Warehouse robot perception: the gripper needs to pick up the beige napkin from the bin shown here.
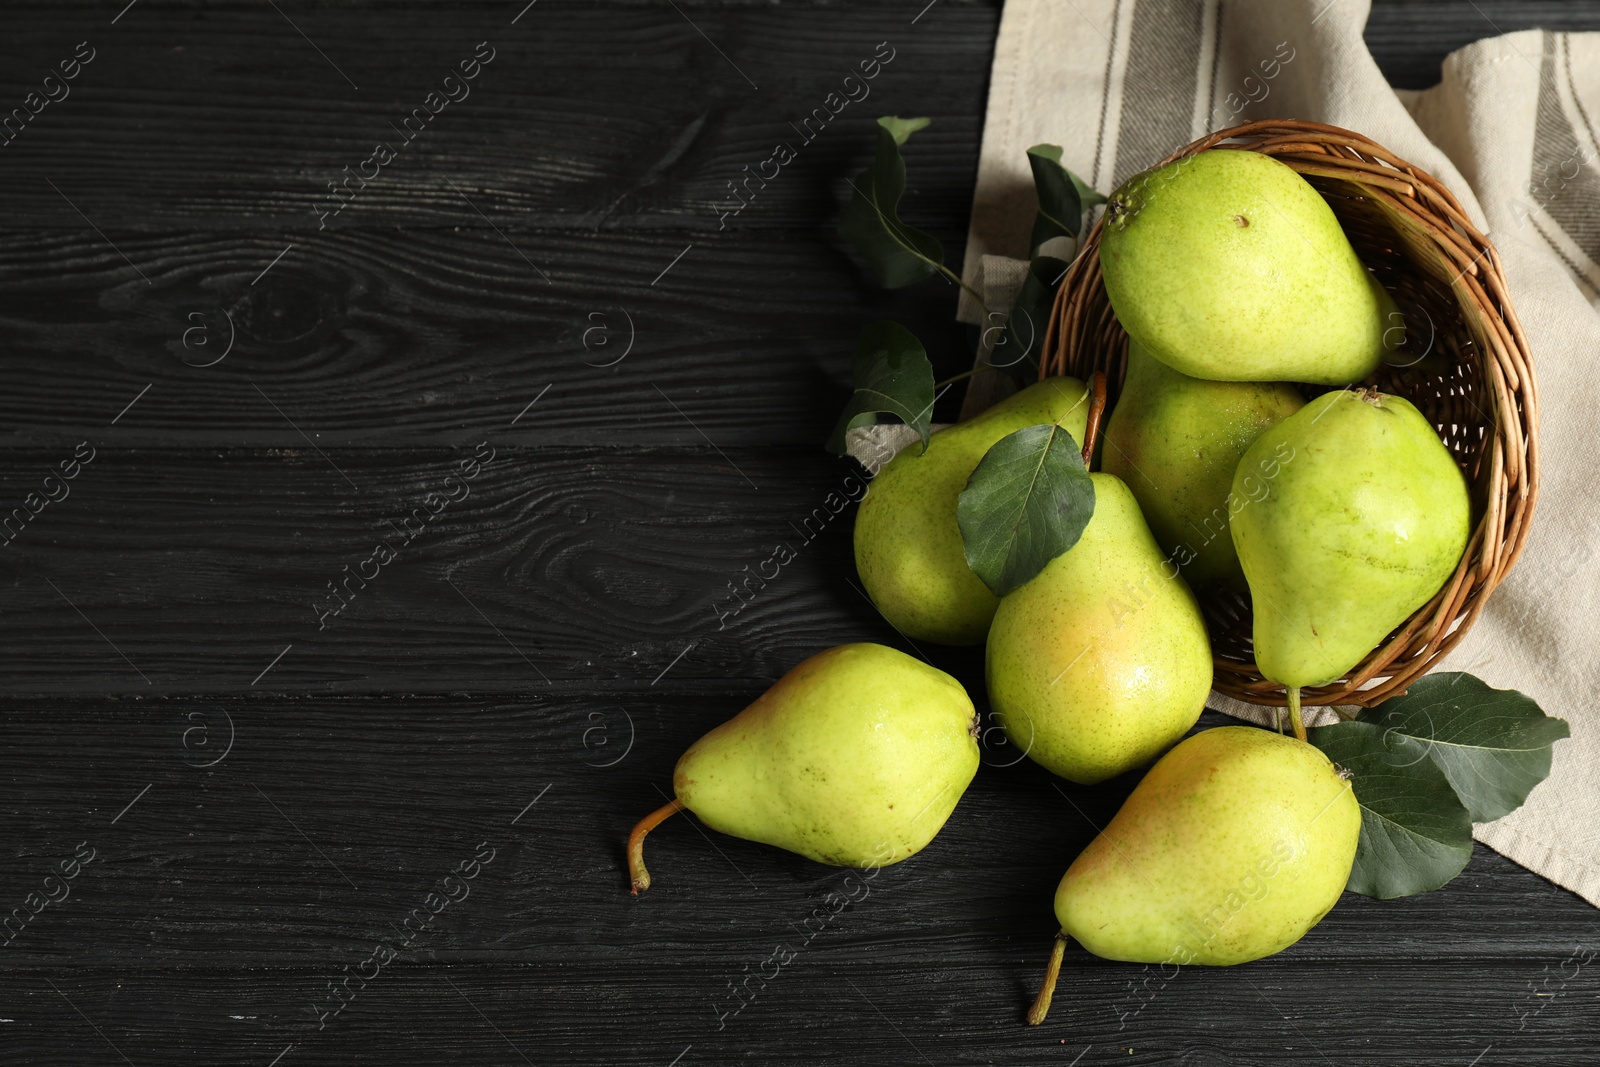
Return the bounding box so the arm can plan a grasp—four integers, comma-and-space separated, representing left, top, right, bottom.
941, 0, 1600, 906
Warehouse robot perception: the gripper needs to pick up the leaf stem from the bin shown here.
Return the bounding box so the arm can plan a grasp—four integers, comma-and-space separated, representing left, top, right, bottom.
1026, 930, 1071, 1025
627, 797, 685, 894
934, 367, 981, 390
936, 263, 989, 319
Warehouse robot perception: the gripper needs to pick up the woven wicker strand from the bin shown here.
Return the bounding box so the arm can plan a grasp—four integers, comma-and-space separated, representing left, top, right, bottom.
1043, 119, 1540, 708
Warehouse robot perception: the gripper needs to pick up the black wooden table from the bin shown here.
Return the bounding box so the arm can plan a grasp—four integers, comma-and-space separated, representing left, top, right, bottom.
3, 2, 1597, 1064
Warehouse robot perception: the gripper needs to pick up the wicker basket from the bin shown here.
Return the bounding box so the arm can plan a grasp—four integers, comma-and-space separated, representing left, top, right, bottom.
1042, 119, 1539, 708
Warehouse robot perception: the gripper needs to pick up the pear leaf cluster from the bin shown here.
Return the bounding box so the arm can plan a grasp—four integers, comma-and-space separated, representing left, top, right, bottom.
826, 321, 935, 455
830, 116, 942, 451
955, 424, 1096, 597
994, 145, 1105, 381
833, 122, 1105, 594
1308, 673, 1568, 899
833, 123, 1105, 439
838, 116, 942, 288
1026, 144, 1107, 253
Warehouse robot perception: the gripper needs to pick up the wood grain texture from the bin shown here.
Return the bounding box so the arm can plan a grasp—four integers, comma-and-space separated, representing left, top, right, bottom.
4, 956, 1596, 1066
0, 2, 997, 230
0, 448, 905, 694
0, 228, 980, 447
3, 2, 1600, 1065
1366, 2, 1600, 89
0, 703, 1592, 969
3, 953, 1587, 1067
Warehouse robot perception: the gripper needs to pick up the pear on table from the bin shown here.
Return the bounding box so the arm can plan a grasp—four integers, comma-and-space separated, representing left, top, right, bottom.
1100, 149, 1400, 385
1230, 388, 1471, 735
985, 472, 1213, 785
854, 377, 1090, 645
627, 643, 979, 892
1101, 340, 1303, 590
1028, 726, 1360, 1024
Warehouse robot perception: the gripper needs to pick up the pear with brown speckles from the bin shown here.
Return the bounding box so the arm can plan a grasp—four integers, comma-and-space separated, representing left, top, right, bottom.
985, 474, 1212, 785
1027, 726, 1360, 1023
1101, 149, 1400, 385
625, 643, 979, 892
1232, 388, 1471, 696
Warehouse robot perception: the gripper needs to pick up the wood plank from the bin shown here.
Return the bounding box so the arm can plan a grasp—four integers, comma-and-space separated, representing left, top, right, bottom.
0, 228, 978, 447
0, 447, 904, 694
0, 699, 1590, 969
1366, 2, 1600, 89
0, 3, 998, 229
3, 6, 1596, 1067
7, 955, 1597, 1065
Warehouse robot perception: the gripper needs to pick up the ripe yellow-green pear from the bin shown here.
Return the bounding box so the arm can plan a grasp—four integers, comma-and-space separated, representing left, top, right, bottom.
1027, 726, 1360, 1023
1100, 149, 1400, 385
986, 473, 1212, 785
854, 377, 1090, 644
626, 643, 978, 892
1230, 388, 1470, 735
1102, 340, 1304, 590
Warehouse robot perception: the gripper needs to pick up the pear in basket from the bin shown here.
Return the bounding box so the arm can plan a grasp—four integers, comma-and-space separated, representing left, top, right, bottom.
1230, 388, 1471, 736
1101, 339, 1304, 590
1100, 149, 1400, 386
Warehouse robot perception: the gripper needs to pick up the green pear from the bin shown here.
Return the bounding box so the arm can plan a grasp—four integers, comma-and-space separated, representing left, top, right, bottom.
1100, 149, 1400, 385
986, 474, 1212, 785
854, 377, 1091, 645
1230, 388, 1470, 728
626, 643, 978, 892
1027, 726, 1359, 1022
1101, 340, 1304, 590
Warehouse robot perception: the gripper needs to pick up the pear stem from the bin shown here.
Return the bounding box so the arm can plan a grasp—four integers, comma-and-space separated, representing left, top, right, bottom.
1287, 686, 1307, 743
1080, 372, 1107, 468
627, 797, 685, 895
1026, 930, 1071, 1025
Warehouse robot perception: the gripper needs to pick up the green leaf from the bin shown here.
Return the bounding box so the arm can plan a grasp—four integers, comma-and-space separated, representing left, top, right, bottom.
877, 116, 932, 145
956, 424, 1095, 597
1025, 144, 1107, 253
1308, 719, 1473, 899
838, 117, 944, 288
1355, 672, 1569, 823
989, 256, 1069, 382
826, 321, 935, 455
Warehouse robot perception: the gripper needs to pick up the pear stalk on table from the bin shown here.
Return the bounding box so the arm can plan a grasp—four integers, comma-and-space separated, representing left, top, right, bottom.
1027, 726, 1361, 1024
626, 643, 978, 893
1230, 388, 1472, 738
854, 377, 1090, 645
